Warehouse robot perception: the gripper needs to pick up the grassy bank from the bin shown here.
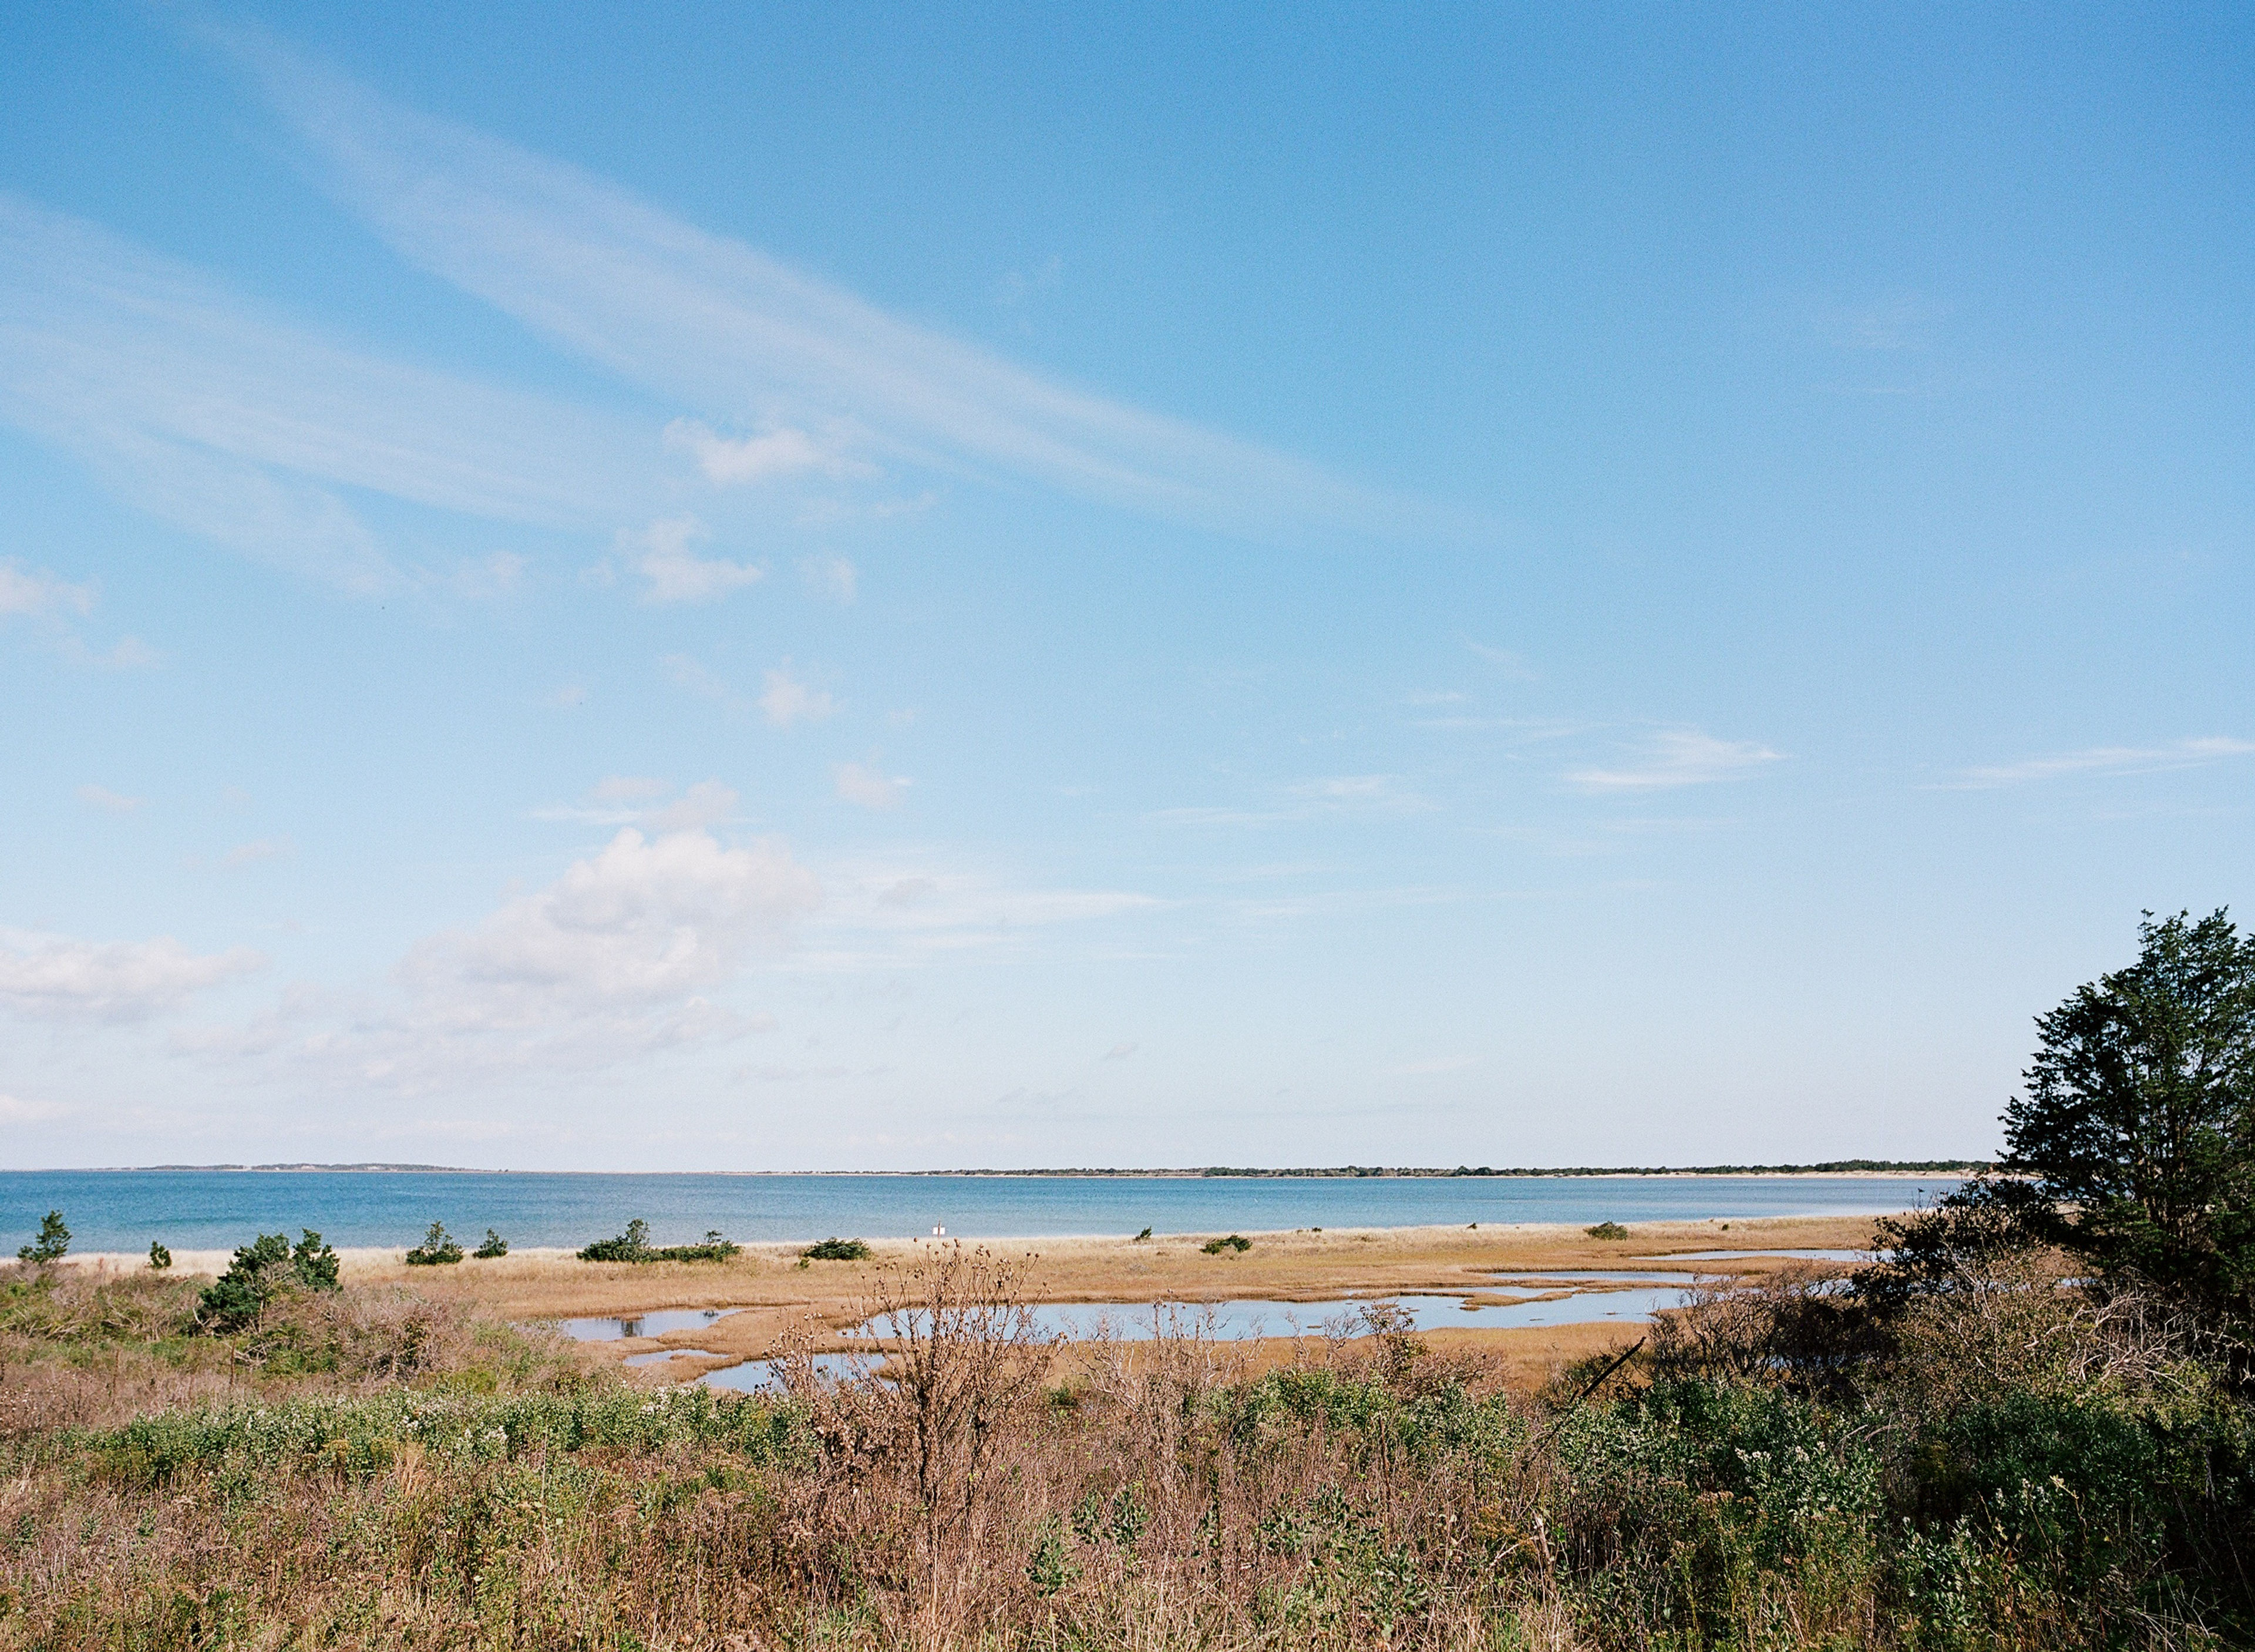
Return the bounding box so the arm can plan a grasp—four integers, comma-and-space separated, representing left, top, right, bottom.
4, 1238, 2253, 1650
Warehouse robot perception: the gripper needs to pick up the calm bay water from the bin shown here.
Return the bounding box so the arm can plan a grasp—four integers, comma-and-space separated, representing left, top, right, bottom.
0, 1170, 1956, 1254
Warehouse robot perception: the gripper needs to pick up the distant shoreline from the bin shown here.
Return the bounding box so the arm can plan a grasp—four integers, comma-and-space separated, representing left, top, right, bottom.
17, 1162, 1987, 1179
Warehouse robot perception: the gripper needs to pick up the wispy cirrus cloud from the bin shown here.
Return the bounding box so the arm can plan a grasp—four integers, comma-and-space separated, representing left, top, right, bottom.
1147, 774, 1435, 829
1946, 736, 2255, 790
76, 783, 145, 815
834, 760, 908, 810
1567, 731, 1783, 793
228, 29, 1443, 543
0, 193, 647, 593
0, 560, 94, 617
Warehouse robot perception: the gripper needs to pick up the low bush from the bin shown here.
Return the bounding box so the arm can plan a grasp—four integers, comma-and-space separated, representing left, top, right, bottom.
9, 1240, 2255, 1648
403, 1220, 465, 1266
802, 1236, 872, 1261
1585, 1220, 1629, 1240
195, 1230, 341, 1333
578, 1217, 652, 1261
472, 1228, 509, 1259
1201, 1233, 1253, 1255
580, 1219, 742, 1263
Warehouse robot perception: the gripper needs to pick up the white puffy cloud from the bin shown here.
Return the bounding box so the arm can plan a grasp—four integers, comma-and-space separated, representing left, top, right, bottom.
402, 827, 818, 1009
649, 780, 739, 831
1567, 731, 1783, 792
0, 928, 264, 1022
620, 516, 764, 604
834, 761, 908, 810
759, 664, 834, 727
665, 419, 863, 486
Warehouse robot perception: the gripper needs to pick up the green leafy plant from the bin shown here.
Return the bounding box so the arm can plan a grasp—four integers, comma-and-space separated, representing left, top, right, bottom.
580, 1220, 741, 1263
405, 1221, 466, 1266
18, 1209, 69, 1264
1586, 1220, 1629, 1240
579, 1219, 653, 1262
472, 1229, 509, 1259
147, 1241, 171, 1271
195, 1230, 341, 1332
1201, 1233, 1253, 1255
1134, 1226, 1153, 1241
801, 1237, 872, 1261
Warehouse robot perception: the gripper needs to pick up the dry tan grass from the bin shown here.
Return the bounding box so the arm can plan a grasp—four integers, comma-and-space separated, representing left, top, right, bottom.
52, 1213, 1883, 1397
307, 1213, 1880, 1392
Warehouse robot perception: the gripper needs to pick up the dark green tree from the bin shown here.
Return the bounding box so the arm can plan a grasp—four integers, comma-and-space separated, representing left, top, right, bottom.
472, 1228, 509, 1259
578, 1218, 653, 1262
196, 1228, 342, 1331
404, 1220, 465, 1266
147, 1240, 171, 1270
17, 1209, 69, 1264
1998, 909, 2255, 1323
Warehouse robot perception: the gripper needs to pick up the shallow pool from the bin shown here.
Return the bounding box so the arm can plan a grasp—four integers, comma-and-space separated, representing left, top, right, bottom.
557, 1307, 743, 1342
1632, 1250, 1871, 1263
1488, 1270, 1707, 1285
625, 1345, 721, 1367
701, 1353, 861, 1391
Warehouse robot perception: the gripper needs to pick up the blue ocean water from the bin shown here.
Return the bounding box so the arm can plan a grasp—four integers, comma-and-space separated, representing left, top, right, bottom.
0, 1169, 1956, 1254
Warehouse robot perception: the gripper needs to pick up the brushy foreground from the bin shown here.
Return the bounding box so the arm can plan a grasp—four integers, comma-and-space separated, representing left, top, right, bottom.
4, 1249, 2254, 1652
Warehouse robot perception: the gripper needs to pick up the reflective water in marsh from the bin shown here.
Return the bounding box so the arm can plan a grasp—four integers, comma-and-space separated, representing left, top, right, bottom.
624, 1347, 718, 1367
701, 1354, 859, 1391
557, 1307, 742, 1341
1633, 1250, 1870, 1262
689, 1287, 1688, 1390
1489, 1270, 1706, 1284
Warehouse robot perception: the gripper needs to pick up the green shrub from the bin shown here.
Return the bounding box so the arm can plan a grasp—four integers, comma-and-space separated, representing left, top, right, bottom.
802, 1237, 871, 1261
147, 1240, 171, 1271
581, 1220, 741, 1263
404, 1221, 465, 1266
18, 1209, 69, 1264
1201, 1233, 1253, 1255
1586, 1220, 1628, 1240
579, 1219, 653, 1262
196, 1230, 341, 1332
472, 1229, 509, 1259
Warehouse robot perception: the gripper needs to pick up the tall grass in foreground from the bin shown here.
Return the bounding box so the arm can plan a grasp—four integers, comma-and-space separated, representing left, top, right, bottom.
4, 1250, 2253, 1650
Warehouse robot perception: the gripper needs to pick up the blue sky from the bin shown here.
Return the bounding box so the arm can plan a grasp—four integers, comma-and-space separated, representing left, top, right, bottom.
1, 5, 2248, 1170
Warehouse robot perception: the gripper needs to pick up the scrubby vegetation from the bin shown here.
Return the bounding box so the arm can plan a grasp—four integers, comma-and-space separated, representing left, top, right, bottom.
403, 1220, 465, 1266
803, 1236, 874, 1261
1586, 1221, 1630, 1240
6, 1233, 2253, 1650
580, 1219, 745, 1264
16, 1209, 68, 1264
1202, 1232, 1255, 1255
2, 909, 2251, 1648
